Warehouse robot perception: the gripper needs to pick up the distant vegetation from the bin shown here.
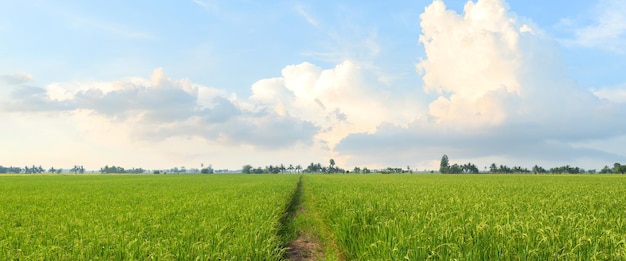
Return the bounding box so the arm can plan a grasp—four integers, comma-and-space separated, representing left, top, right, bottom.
1, 155, 625, 174
439, 154, 626, 174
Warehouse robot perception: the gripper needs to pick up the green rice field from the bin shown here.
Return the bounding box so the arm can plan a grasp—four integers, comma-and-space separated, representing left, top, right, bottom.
0, 174, 299, 260
1, 174, 625, 260
303, 175, 626, 260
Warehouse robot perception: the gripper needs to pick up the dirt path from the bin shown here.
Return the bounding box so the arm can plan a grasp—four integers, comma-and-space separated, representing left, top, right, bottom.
281, 176, 324, 260
286, 234, 323, 260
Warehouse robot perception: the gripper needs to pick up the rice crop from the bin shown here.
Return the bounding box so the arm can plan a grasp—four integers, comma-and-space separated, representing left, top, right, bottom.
0, 174, 300, 260
303, 174, 626, 260
3, 173, 624, 260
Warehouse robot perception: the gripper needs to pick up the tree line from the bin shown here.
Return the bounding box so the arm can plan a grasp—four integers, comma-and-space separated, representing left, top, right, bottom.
440, 154, 626, 174
3, 157, 626, 175
0, 165, 84, 174
241, 160, 413, 174
99, 165, 145, 174
242, 159, 350, 174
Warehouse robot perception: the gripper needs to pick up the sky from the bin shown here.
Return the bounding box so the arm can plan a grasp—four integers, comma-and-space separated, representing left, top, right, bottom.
1, 0, 626, 171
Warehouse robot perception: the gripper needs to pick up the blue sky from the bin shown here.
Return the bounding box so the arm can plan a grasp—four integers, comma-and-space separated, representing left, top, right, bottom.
1, 0, 625, 171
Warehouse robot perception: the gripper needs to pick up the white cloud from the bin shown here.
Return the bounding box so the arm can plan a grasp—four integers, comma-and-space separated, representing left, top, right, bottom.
294, 4, 318, 27
561, 0, 626, 53
416, 0, 525, 128
519, 24, 533, 33
299, 13, 383, 65
250, 61, 419, 152
592, 83, 626, 103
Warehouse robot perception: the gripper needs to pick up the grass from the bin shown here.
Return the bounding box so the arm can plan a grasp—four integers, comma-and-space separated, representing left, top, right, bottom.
0, 174, 300, 260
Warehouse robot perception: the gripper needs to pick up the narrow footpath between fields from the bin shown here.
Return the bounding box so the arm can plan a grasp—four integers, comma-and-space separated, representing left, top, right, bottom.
279, 175, 343, 261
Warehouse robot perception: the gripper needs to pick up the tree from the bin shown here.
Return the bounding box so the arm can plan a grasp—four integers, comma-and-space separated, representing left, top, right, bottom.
439, 154, 450, 174
462, 163, 479, 174
532, 165, 546, 174
100, 165, 126, 174
201, 164, 214, 174
498, 165, 511, 174
306, 163, 316, 173
489, 163, 498, 173
329, 159, 336, 173
600, 165, 612, 174
295, 165, 302, 174
353, 166, 361, 174
242, 164, 253, 174
450, 164, 462, 174
615, 163, 626, 174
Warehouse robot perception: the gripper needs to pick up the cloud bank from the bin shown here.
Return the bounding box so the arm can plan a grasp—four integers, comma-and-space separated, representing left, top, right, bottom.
2, 68, 318, 150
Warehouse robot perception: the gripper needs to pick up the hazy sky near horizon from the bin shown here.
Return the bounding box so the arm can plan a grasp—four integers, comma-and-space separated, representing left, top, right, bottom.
1, 0, 626, 171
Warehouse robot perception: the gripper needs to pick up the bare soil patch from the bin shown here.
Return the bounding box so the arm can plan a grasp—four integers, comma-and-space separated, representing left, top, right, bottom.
287, 233, 323, 261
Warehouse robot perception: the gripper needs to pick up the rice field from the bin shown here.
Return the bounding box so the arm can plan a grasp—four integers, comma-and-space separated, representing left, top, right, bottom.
1, 174, 625, 260
303, 174, 626, 260
0, 174, 300, 260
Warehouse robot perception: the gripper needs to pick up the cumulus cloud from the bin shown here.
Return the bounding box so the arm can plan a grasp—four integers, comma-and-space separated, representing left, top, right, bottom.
249, 60, 419, 150
416, 0, 527, 128
335, 0, 626, 169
